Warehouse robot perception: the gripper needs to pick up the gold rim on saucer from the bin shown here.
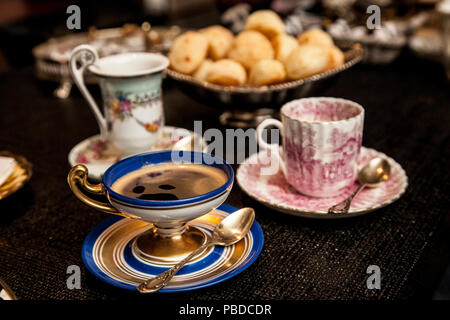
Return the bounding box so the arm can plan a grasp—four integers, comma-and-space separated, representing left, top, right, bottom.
81, 205, 264, 292
0, 151, 32, 200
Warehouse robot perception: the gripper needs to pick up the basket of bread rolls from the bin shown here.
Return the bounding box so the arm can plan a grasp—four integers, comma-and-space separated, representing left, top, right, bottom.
167, 10, 363, 110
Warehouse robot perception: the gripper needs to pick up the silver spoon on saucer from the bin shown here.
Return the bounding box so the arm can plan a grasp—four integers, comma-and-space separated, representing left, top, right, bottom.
137, 207, 255, 293
328, 157, 391, 214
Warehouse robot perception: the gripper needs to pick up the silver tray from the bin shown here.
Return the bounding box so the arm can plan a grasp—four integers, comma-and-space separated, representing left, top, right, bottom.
167, 43, 363, 112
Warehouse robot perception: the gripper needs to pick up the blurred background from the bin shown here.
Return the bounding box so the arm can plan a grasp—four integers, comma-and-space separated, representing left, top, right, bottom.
0, 0, 448, 76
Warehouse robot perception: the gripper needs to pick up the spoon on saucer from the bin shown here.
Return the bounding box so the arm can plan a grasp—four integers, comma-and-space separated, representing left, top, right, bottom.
328, 157, 391, 214
137, 207, 255, 293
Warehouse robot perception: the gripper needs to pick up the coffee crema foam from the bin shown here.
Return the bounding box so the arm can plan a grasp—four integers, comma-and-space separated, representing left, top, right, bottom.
111, 163, 228, 201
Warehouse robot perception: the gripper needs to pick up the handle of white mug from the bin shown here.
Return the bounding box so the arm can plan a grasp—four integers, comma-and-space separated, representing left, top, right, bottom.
256, 118, 286, 175
69, 44, 107, 140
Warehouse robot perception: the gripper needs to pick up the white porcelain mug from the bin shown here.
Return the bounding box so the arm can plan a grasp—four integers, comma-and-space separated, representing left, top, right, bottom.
256, 97, 364, 198
69, 45, 169, 153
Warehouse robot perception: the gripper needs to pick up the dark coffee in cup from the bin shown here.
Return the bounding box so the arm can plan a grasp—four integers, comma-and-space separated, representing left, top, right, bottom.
111, 163, 228, 201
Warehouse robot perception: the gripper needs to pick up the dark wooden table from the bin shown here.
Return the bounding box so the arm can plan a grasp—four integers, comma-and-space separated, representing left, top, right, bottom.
0, 50, 449, 300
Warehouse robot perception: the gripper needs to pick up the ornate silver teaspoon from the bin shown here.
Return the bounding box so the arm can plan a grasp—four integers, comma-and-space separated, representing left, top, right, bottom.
137, 207, 255, 293
328, 157, 391, 214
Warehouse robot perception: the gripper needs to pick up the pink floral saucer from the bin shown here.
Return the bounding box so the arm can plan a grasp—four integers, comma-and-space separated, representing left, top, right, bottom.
236, 147, 408, 219
68, 126, 206, 180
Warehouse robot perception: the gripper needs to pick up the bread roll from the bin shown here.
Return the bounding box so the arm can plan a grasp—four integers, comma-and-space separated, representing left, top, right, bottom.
169, 31, 208, 74
327, 45, 345, 70
244, 10, 284, 39
285, 44, 330, 80
227, 30, 274, 69
206, 59, 247, 86
249, 59, 286, 85
272, 34, 298, 64
193, 59, 214, 82
199, 25, 234, 60
297, 29, 334, 47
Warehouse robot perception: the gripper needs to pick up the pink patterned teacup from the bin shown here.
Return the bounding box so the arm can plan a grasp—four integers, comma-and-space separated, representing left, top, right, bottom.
256, 97, 364, 198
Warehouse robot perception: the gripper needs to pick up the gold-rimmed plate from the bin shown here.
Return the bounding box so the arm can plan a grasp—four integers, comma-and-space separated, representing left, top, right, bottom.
81, 204, 264, 292
0, 151, 32, 200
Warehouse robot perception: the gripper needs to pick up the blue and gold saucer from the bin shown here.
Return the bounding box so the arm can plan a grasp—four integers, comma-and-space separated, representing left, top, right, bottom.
82, 204, 264, 292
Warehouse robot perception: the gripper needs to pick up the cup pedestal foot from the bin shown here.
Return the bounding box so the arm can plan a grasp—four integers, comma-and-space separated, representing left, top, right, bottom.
132, 224, 211, 264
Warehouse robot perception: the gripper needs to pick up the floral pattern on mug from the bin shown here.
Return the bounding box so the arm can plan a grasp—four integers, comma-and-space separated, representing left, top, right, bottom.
107, 91, 161, 121
142, 119, 162, 133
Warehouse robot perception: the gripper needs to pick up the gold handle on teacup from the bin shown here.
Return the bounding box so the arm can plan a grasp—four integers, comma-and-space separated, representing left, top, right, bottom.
67, 164, 120, 215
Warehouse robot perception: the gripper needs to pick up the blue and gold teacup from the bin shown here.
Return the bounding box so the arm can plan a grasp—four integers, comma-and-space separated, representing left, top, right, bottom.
68, 151, 234, 263
70, 45, 169, 153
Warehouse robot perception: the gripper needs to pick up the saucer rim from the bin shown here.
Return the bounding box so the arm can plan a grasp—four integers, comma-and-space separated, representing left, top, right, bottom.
81, 203, 264, 292
67, 126, 203, 181
236, 147, 408, 219
0, 151, 33, 201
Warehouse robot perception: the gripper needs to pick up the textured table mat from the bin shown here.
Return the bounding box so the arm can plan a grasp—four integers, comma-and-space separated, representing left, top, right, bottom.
0, 52, 449, 300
